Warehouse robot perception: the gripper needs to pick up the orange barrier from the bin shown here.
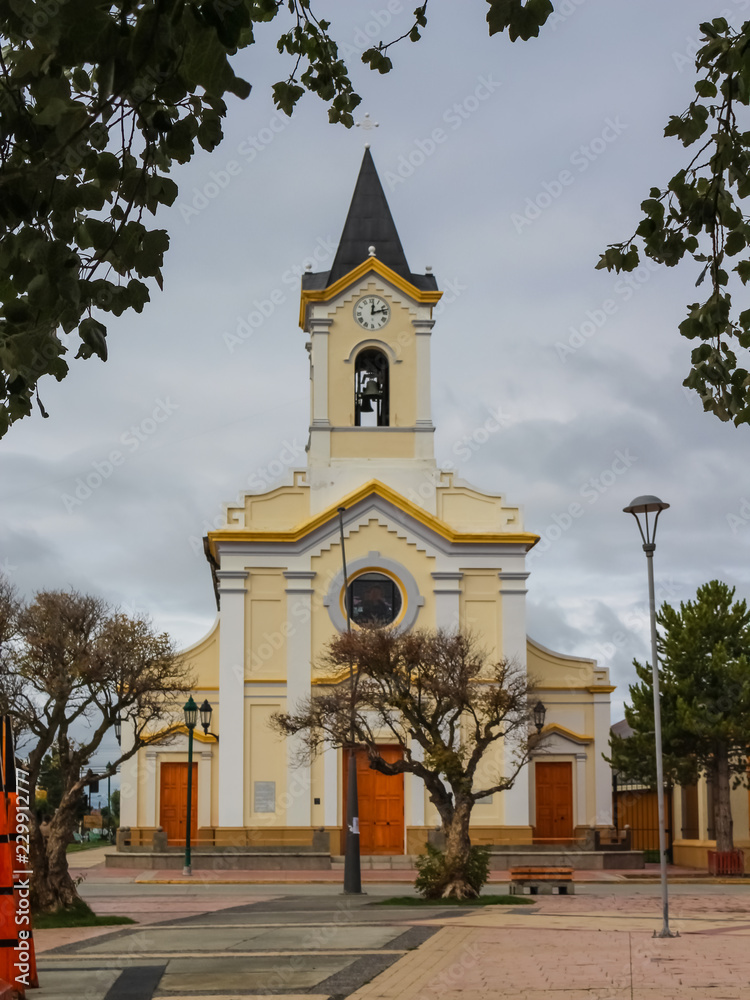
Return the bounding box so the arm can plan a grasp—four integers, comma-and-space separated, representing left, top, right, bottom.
0, 716, 38, 993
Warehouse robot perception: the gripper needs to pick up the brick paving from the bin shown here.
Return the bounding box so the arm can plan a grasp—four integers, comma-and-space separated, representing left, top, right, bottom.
351, 892, 750, 1000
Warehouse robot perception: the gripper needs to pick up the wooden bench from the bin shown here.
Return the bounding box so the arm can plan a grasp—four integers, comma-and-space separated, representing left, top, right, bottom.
509, 866, 575, 895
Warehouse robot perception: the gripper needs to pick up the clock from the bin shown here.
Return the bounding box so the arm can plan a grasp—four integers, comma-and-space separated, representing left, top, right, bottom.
354, 295, 390, 331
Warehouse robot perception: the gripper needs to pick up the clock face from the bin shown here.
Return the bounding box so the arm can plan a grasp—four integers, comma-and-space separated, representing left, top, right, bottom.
354, 295, 390, 331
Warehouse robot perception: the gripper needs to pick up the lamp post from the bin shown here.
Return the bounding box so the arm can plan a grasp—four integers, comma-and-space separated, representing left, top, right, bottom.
106, 762, 112, 843
338, 506, 362, 894
183, 696, 198, 876
182, 696, 213, 877
623, 494, 677, 939
114, 717, 121, 744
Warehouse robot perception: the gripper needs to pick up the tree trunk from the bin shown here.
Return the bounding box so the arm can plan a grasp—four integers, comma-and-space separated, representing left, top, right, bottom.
713, 750, 734, 853
31, 794, 84, 913
441, 797, 477, 900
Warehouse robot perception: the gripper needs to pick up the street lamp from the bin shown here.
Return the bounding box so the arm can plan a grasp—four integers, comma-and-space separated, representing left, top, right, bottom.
183, 695, 198, 876
199, 700, 213, 734
623, 494, 677, 939
533, 701, 547, 734
114, 717, 121, 744
338, 506, 362, 895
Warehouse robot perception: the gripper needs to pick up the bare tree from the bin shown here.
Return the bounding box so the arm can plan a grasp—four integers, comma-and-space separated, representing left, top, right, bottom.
273, 627, 541, 899
0, 584, 192, 912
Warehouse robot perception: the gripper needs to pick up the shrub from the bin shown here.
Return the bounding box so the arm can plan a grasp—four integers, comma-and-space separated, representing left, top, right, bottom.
414, 842, 490, 899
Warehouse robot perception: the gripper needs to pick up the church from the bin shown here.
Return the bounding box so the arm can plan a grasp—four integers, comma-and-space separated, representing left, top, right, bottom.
119, 148, 614, 857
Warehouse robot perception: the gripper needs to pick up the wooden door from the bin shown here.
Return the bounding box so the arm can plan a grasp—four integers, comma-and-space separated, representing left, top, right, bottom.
535, 761, 574, 842
159, 762, 198, 845
343, 747, 404, 855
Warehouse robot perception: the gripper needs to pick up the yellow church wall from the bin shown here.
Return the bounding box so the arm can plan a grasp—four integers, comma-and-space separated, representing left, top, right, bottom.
460, 570, 501, 655
331, 431, 417, 459
439, 486, 523, 534
311, 750, 326, 829
327, 281, 418, 430
245, 569, 287, 679
527, 638, 602, 689
224, 476, 310, 531
245, 700, 287, 827
310, 519, 437, 670
182, 618, 220, 689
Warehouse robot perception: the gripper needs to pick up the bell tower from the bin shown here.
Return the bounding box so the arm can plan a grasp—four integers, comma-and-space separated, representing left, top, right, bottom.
300, 148, 442, 512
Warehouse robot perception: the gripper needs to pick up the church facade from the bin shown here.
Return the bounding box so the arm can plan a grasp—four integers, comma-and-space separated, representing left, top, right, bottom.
120, 150, 614, 854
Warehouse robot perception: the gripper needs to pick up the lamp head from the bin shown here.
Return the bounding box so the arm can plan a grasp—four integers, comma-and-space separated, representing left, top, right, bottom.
623, 494, 669, 549
199, 699, 213, 734
623, 495, 670, 516
183, 695, 198, 730
533, 700, 546, 734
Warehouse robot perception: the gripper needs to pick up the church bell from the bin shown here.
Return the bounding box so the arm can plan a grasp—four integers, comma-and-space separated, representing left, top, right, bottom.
359, 377, 381, 412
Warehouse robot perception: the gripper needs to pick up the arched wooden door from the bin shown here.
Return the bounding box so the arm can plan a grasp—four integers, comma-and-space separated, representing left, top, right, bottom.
159, 762, 198, 845
535, 761, 574, 842
343, 747, 404, 854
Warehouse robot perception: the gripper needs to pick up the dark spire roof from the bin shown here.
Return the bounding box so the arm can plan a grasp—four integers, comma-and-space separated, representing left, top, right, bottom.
302, 148, 437, 293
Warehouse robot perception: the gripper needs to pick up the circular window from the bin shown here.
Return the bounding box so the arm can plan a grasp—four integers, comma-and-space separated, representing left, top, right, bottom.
346, 572, 402, 626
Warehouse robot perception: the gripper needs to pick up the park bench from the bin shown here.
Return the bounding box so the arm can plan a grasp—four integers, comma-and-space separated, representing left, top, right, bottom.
509, 865, 575, 895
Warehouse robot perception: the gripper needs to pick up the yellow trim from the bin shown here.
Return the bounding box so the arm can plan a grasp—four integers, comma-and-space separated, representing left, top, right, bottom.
145, 724, 218, 744
298, 258, 442, 327
208, 479, 539, 559
245, 678, 287, 684
541, 723, 593, 744
588, 685, 616, 693
312, 666, 358, 686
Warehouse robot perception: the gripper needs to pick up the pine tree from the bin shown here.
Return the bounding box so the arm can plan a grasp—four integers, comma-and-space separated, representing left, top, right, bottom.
610, 580, 750, 852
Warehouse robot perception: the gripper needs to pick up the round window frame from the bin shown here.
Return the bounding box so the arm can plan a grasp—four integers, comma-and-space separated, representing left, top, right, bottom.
342, 568, 405, 629
323, 551, 424, 633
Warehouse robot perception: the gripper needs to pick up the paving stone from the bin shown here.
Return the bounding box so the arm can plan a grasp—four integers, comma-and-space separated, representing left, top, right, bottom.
156, 953, 352, 992
33, 968, 121, 999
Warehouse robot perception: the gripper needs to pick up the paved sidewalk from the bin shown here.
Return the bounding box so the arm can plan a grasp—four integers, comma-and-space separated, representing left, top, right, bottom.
32, 885, 750, 999
351, 893, 750, 1000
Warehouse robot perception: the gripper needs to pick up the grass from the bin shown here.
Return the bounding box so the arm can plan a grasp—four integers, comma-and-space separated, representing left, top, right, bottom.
375, 894, 534, 907
66, 839, 111, 853
32, 900, 135, 929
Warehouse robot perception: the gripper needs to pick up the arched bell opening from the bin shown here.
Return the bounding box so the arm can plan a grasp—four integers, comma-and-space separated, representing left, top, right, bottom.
354, 348, 389, 427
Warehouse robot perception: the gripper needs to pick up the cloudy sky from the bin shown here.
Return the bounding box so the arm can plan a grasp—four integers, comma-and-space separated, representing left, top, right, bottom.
3, 0, 749, 732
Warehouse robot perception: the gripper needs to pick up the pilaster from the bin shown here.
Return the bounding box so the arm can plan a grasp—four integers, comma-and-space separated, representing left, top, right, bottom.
592, 691, 613, 824
284, 570, 315, 826
431, 571, 462, 631
323, 740, 338, 828
408, 741, 425, 827
119, 721, 137, 828
144, 748, 158, 828
198, 749, 213, 828
217, 569, 248, 828
575, 753, 587, 826
498, 571, 530, 826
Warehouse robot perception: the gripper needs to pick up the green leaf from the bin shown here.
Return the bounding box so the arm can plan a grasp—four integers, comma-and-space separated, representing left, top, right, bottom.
725, 231, 745, 256
77, 317, 108, 361
272, 81, 305, 116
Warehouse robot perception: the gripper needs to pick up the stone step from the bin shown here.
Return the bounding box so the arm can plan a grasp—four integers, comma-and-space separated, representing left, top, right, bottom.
330, 855, 416, 870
